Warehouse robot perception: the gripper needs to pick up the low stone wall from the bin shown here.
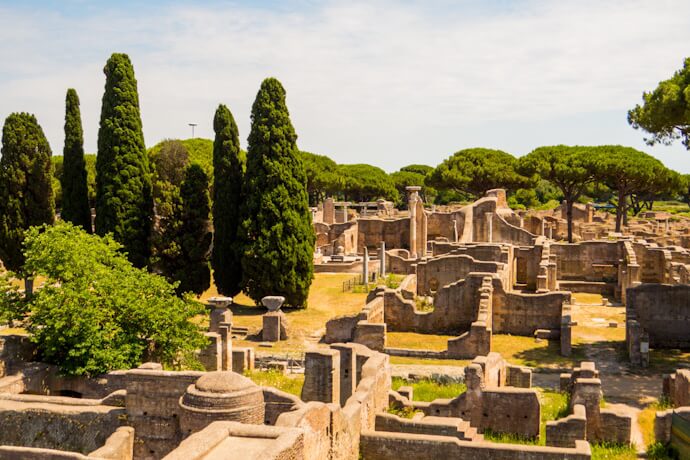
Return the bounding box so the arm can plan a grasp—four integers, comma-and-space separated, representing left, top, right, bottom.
374, 413, 479, 441
664, 370, 690, 407
416, 254, 505, 296
360, 431, 591, 459
546, 404, 586, 447
0, 395, 125, 455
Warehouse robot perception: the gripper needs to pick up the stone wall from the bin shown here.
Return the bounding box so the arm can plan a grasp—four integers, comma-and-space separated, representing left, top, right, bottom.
360, 431, 591, 459
416, 253, 506, 296
664, 370, 690, 407
626, 283, 690, 349
0, 394, 125, 455
125, 368, 204, 458
550, 241, 620, 282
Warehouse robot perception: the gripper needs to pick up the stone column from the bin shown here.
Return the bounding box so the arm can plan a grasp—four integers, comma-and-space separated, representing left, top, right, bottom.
452, 219, 459, 242
323, 197, 335, 224
665, 219, 670, 233
362, 247, 369, 284
379, 241, 386, 277
541, 219, 546, 236
406, 186, 421, 259
548, 224, 554, 239
519, 215, 524, 228
208, 296, 233, 333
485, 212, 493, 243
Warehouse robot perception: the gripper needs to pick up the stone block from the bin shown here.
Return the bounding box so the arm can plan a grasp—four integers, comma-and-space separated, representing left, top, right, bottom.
302, 349, 340, 404
262, 311, 288, 342
232, 347, 255, 374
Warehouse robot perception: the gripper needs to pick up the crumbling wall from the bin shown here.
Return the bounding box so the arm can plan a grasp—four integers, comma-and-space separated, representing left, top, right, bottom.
416, 254, 506, 296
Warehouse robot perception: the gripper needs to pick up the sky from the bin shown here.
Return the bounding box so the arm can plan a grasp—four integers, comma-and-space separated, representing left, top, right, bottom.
0, 0, 689, 173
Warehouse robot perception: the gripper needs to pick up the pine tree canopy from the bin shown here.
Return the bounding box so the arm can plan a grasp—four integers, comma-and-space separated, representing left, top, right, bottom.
95, 53, 152, 268
241, 78, 315, 307
61, 88, 91, 232
211, 104, 244, 296
0, 112, 55, 273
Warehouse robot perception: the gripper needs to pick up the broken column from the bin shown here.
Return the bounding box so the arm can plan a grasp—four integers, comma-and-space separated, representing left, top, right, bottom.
362, 247, 369, 284
379, 241, 386, 277
406, 186, 422, 259
452, 219, 459, 242
262, 296, 288, 342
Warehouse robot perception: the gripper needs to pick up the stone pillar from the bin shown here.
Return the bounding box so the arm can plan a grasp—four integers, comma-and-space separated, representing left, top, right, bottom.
665, 219, 670, 233
219, 323, 232, 371
485, 212, 493, 242
331, 344, 357, 406
199, 333, 222, 371
301, 349, 341, 404
362, 247, 369, 284
548, 224, 554, 239
541, 219, 546, 236
323, 197, 335, 224
519, 216, 524, 228
452, 219, 459, 242
408, 189, 418, 259
571, 377, 603, 441
232, 347, 255, 374
208, 296, 233, 333
342, 202, 349, 222
379, 241, 386, 277
262, 312, 287, 342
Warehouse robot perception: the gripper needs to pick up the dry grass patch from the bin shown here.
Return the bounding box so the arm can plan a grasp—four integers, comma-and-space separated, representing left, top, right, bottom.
492, 334, 585, 369
386, 332, 455, 351
201, 273, 368, 353
388, 356, 471, 367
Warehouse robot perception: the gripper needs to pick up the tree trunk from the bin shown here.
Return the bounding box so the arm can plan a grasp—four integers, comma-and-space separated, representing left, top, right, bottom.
566, 199, 574, 243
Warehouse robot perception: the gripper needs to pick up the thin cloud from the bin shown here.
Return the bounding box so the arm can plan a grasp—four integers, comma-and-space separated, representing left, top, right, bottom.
0, 0, 688, 171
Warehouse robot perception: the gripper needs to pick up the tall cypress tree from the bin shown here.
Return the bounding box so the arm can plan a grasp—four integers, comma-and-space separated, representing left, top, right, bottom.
61, 88, 91, 232
0, 113, 55, 276
95, 53, 152, 268
241, 78, 315, 307
211, 104, 244, 296
175, 164, 212, 295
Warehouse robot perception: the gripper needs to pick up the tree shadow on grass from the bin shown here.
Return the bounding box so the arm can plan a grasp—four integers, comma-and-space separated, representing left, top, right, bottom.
511, 339, 588, 370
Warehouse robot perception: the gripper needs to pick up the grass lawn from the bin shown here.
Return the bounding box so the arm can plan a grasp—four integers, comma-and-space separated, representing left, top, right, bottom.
391, 376, 466, 402
244, 369, 304, 397
202, 273, 368, 354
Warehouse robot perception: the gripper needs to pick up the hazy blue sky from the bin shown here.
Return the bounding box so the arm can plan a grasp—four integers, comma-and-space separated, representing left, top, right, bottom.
1, 0, 689, 172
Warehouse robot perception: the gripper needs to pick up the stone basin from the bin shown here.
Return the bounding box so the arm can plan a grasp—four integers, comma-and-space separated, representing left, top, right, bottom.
262, 296, 285, 312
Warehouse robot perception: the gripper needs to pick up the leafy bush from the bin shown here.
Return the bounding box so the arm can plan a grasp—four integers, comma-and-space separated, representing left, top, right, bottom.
10, 223, 208, 376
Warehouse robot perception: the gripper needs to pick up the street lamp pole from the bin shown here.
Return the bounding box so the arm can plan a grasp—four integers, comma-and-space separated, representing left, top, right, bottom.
188, 123, 198, 138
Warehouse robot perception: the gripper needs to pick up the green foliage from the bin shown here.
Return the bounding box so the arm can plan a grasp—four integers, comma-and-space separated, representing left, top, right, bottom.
0, 270, 26, 326
298, 151, 343, 205
628, 57, 690, 149
95, 53, 152, 268
53, 154, 96, 211
147, 138, 229, 178
646, 442, 679, 459
0, 113, 55, 274
150, 140, 188, 278
590, 442, 637, 460
390, 167, 436, 205
427, 148, 528, 198
591, 145, 674, 231
60, 89, 91, 232
519, 145, 598, 241
241, 78, 315, 307
244, 369, 304, 396
387, 404, 422, 419
391, 376, 466, 402
18, 223, 207, 376
174, 165, 211, 295
339, 163, 398, 202
211, 104, 245, 296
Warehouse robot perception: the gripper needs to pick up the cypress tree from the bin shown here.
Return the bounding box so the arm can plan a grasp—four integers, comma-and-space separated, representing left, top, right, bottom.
175, 164, 212, 295
0, 113, 55, 275
241, 78, 315, 307
61, 88, 92, 232
211, 104, 244, 296
95, 53, 152, 268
